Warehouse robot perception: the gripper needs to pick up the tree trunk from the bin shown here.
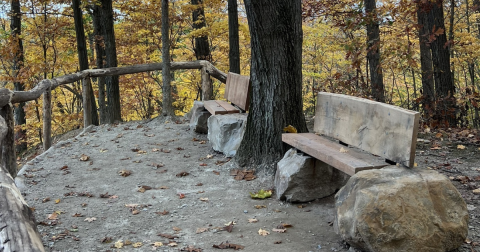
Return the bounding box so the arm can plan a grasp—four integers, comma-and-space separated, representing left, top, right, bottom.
228, 0, 240, 74
92, 4, 107, 124
73, 0, 98, 126
417, 2, 435, 123
235, 0, 307, 173
10, 0, 27, 154
162, 0, 174, 116
101, 0, 121, 123
191, 0, 212, 100
429, 0, 456, 126
0, 93, 17, 178
365, 0, 385, 102
42, 88, 52, 150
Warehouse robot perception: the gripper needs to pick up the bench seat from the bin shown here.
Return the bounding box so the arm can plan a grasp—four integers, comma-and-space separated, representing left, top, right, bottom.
282, 133, 388, 176
204, 100, 240, 115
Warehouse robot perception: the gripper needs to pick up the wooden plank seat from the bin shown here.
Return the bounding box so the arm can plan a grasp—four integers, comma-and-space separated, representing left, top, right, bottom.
204, 72, 251, 115
282, 92, 420, 176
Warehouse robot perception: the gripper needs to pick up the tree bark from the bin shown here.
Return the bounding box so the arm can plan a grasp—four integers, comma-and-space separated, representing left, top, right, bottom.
100, 0, 121, 123
8, 61, 227, 104
10, 0, 27, 154
191, 0, 212, 100
417, 2, 435, 123
228, 0, 240, 74
0, 93, 16, 177
42, 88, 52, 150
365, 0, 385, 102
92, 4, 107, 124
162, 0, 175, 116
235, 0, 307, 173
73, 0, 99, 126
0, 117, 44, 250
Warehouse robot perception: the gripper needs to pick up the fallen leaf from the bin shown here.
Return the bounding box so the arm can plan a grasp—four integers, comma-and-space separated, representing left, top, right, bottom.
274, 240, 282, 244
199, 163, 207, 166
152, 242, 163, 247
200, 197, 209, 202
114, 240, 124, 248
161, 148, 171, 153
283, 125, 297, 133
79, 154, 90, 161
84, 217, 96, 222
42, 197, 50, 203
158, 186, 169, 189
248, 218, 258, 223
100, 192, 111, 198
152, 148, 160, 152
196, 227, 209, 233
339, 147, 348, 153
173, 226, 182, 232
137, 150, 147, 154
297, 204, 307, 208
272, 228, 286, 233
101, 237, 112, 243
132, 242, 143, 248
213, 242, 245, 250
155, 210, 169, 215
280, 223, 293, 228
72, 213, 83, 217
100, 148, 108, 153
60, 165, 68, 170
138, 185, 152, 193
47, 212, 58, 220
178, 193, 185, 199
473, 188, 480, 195
131, 209, 140, 215
250, 189, 272, 199
258, 229, 270, 236
213, 170, 220, 175
223, 222, 234, 233
254, 205, 266, 209
206, 154, 213, 159
199, 140, 206, 144
196, 183, 203, 186
457, 145, 466, 150
124, 240, 132, 245
177, 147, 185, 150
176, 171, 190, 177
435, 132, 443, 138
119, 169, 132, 177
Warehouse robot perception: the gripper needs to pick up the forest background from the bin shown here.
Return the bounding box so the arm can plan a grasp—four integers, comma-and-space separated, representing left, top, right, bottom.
1, 0, 479, 154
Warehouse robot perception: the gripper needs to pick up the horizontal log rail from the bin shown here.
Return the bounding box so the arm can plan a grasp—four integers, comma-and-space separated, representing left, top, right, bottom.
9, 60, 227, 104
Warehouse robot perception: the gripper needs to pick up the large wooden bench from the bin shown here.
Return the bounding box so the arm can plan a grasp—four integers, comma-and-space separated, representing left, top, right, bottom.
282, 92, 420, 176
204, 72, 251, 115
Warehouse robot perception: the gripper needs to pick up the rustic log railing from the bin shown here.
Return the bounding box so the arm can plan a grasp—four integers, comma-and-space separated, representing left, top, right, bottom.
0, 60, 226, 252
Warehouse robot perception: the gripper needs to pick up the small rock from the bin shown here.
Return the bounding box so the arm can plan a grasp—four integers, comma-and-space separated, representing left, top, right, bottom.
244, 210, 248, 213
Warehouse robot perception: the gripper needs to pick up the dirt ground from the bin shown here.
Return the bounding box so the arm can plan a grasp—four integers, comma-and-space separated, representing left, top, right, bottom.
15, 116, 480, 252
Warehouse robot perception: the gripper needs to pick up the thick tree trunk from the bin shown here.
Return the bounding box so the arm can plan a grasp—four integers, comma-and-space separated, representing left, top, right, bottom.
429, 0, 456, 126
10, 0, 27, 154
0, 92, 16, 177
236, 0, 307, 173
417, 3, 435, 123
101, 0, 121, 123
92, 4, 107, 124
365, 0, 385, 102
73, 0, 99, 126
228, 0, 240, 74
161, 0, 174, 116
0, 114, 44, 250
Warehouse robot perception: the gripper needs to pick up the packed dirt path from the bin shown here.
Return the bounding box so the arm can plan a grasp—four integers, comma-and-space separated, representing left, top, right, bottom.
16, 118, 349, 252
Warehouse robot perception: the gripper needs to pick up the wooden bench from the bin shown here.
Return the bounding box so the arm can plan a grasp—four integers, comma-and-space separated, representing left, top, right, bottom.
204, 72, 251, 115
282, 92, 420, 176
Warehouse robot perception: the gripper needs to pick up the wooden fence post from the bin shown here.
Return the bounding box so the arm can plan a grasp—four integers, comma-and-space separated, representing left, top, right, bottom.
201, 66, 213, 100
82, 77, 92, 127
42, 88, 52, 150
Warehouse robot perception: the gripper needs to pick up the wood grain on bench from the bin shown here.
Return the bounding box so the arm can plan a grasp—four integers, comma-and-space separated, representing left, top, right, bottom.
204, 100, 239, 115
224, 72, 250, 111
314, 92, 419, 167
282, 133, 388, 176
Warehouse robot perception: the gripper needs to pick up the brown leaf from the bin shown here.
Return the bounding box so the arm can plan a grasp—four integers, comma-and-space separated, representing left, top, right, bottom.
158, 186, 169, 189
42, 197, 50, 203
157, 233, 178, 239
176, 171, 190, 177
101, 237, 112, 243
274, 240, 282, 244
119, 169, 132, 177
155, 210, 169, 215
258, 229, 269, 236
254, 205, 266, 209
176, 147, 185, 150
60, 165, 68, 170
72, 213, 83, 217
180, 245, 201, 251
79, 154, 90, 161
178, 193, 185, 199
196, 227, 209, 234
84, 217, 96, 222
213, 170, 220, 175
272, 228, 286, 233
213, 242, 245, 250
100, 192, 111, 198
131, 209, 140, 215
199, 163, 207, 166
200, 197, 209, 202
173, 226, 182, 232
248, 218, 258, 223
196, 183, 203, 186
223, 223, 234, 233
138, 185, 152, 192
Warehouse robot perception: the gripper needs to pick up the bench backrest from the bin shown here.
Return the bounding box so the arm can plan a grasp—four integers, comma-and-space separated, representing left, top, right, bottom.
224, 72, 251, 111
314, 92, 420, 167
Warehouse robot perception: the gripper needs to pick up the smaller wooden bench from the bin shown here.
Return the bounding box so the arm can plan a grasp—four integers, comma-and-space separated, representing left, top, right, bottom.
282, 92, 420, 176
204, 72, 251, 115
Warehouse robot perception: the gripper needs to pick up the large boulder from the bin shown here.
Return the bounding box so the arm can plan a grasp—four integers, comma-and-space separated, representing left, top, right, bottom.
207, 113, 247, 157
275, 148, 350, 202
189, 101, 210, 134
335, 166, 469, 252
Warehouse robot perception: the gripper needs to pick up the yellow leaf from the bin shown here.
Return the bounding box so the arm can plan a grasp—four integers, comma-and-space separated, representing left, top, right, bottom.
283, 125, 297, 133
115, 240, 124, 248
152, 242, 163, 247
457, 145, 466, 150
258, 228, 270, 236
55, 199, 61, 204
250, 189, 272, 199
339, 147, 348, 153
132, 242, 143, 248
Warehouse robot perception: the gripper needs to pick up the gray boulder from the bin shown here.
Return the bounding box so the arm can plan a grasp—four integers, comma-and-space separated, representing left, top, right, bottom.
207, 113, 247, 157
335, 166, 468, 252
275, 148, 350, 202
189, 101, 210, 134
